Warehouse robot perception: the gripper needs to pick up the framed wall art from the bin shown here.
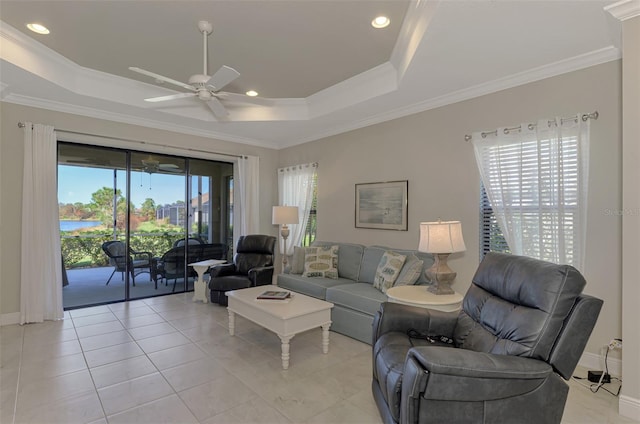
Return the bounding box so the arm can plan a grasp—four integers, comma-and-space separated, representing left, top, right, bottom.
355, 180, 408, 231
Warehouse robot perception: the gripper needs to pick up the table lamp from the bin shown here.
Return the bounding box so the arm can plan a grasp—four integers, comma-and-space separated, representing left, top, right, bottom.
272, 206, 299, 269
418, 220, 466, 295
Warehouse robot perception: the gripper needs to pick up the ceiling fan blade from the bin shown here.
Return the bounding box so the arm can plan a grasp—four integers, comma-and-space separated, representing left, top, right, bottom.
206, 97, 229, 117
158, 164, 180, 169
216, 91, 274, 106
206, 65, 240, 91
144, 92, 197, 103
129, 67, 196, 91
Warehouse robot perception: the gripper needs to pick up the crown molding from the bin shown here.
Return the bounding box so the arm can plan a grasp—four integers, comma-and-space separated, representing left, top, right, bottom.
604, 0, 640, 21
282, 46, 621, 148
307, 62, 398, 119
390, 0, 441, 81
2, 93, 279, 149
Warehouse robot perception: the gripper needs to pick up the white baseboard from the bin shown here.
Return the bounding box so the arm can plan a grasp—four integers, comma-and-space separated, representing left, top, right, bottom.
578, 350, 622, 376
619, 395, 640, 421
0, 312, 20, 326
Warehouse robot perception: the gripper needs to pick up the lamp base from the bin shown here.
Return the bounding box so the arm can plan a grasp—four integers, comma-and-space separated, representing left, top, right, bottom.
425, 253, 456, 295
280, 226, 290, 270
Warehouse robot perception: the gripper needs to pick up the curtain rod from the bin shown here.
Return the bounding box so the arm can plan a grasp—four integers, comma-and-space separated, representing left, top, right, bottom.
464, 111, 599, 142
17, 122, 246, 159
278, 162, 318, 172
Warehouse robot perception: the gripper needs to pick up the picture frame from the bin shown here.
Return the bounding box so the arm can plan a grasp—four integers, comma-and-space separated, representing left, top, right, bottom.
355, 180, 408, 231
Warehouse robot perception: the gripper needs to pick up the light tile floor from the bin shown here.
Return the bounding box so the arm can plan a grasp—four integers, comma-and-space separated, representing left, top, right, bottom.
0, 293, 637, 424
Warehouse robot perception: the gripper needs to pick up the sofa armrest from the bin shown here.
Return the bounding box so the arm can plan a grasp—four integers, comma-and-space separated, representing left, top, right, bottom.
372, 302, 458, 346
248, 266, 274, 286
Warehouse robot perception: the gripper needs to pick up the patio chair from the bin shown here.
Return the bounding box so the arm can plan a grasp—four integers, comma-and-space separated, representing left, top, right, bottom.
154, 242, 229, 292
101, 241, 154, 287
173, 237, 204, 247
157, 246, 200, 292
197, 243, 229, 262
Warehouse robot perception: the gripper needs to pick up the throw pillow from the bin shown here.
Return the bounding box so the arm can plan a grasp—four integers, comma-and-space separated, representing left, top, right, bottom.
289, 246, 306, 274
373, 251, 407, 293
303, 245, 339, 279
395, 254, 424, 286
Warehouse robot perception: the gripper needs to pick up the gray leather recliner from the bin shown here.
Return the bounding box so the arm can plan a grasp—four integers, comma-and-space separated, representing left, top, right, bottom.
372, 252, 603, 424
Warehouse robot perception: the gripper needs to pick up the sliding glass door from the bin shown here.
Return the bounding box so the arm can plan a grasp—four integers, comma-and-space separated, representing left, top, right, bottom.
58, 142, 233, 309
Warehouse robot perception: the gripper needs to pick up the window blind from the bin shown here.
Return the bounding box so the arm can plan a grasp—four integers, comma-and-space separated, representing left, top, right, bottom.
477, 133, 583, 266
479, 182, 510, 258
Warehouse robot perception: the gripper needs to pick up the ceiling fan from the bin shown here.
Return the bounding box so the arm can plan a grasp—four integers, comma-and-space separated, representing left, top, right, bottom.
129, 20, 264, 118
141, 157, 180, 174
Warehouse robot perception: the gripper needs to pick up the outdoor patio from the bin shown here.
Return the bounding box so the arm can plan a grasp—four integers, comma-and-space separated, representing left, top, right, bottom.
63, 266, 196, 309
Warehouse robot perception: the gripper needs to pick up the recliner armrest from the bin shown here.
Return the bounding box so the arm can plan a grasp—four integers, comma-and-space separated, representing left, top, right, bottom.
248, 266, 274, 286
409, 346, 552, 380
403, 346, 552, 403
372, 302, 458, 346
209, 263, 237, 279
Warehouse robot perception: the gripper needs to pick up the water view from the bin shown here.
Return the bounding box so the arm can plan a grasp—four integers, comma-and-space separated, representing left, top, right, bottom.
60, 220, 101, 232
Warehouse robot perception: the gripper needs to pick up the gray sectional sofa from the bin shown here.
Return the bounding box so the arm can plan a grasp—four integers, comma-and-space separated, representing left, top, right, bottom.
276, 241, 434, 344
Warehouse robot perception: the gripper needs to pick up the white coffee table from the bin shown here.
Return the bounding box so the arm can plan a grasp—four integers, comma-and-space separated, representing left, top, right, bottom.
226, 285, 334, 369
386, 285, 463, 312
189, 259, 226, 303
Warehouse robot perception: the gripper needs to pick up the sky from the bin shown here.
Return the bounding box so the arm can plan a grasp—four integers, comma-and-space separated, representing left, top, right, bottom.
58, 166, 190, 207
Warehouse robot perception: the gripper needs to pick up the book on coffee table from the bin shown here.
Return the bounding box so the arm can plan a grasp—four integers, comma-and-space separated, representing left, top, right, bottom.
256, 290, 291, 300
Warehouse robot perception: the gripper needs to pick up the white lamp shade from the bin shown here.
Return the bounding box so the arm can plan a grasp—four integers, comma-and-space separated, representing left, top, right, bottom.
418, 221, 466, 253
272, 206, 299, 225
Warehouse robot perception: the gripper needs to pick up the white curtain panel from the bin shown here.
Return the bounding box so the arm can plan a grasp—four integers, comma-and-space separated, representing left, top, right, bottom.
277, 162, 317, 253
472, 115, 590, 270
20, 123, 64, 324
234, 155, 260, 248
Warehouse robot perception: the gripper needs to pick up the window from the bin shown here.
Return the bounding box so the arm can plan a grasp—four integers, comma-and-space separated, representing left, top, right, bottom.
472, 115, 589, 269
303, 172, 318, 246
277, 163, 318, 249
479, 183, 509, 258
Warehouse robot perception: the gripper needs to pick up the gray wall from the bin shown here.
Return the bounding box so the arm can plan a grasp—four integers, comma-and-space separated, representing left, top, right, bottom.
0, 103, 279, 316
278, 61, 623, 360
620, 15, 640, 418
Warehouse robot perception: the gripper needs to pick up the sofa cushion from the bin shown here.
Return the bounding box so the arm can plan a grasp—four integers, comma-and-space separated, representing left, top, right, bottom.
325, 283, 387, 316
372, 246, 435, 284
312, 241, 364, 280
303, 245, 339, 279
395, 254, 423, 286
278, 273, 350, 299
359, 247, 387, 284
289, 246, 306, 274
373, 251, 407, 294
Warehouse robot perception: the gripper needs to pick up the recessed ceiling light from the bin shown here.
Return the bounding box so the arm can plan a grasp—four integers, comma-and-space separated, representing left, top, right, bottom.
26, 23, 50, 34
371, 16, 390, 29
246, 90, 258, 97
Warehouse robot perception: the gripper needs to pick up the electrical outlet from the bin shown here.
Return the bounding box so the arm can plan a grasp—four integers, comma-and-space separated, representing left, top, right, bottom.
608, 339, 622, 350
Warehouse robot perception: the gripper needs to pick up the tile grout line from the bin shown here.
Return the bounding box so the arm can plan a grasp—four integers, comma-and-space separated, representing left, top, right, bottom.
100, 297, 199, 422
71, 309, 110, 423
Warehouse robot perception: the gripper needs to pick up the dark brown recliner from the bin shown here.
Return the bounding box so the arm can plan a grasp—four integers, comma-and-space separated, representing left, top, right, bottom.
208, 235, 276, 305
372, 252, 603, 424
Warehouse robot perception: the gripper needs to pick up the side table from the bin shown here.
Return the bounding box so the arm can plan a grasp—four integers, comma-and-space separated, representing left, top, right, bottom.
188, 259, 226, 303
386, 285, 463, 312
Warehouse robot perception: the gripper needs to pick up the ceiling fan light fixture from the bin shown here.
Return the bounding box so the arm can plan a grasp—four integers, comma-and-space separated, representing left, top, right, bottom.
371, 16, 390, 29
27, 23, 50, 34
246, 90, 258, 97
